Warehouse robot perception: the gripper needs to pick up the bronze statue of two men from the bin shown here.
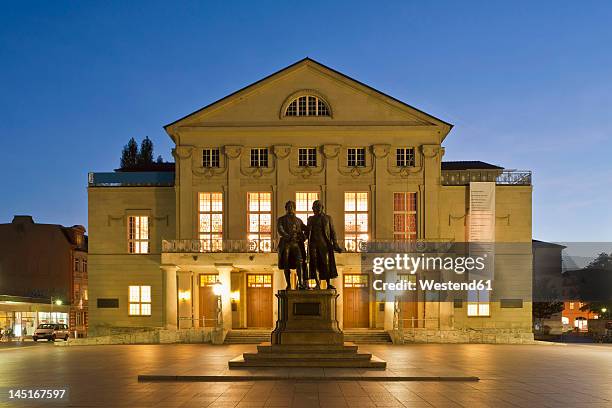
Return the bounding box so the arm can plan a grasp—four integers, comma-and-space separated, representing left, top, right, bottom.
277, 200, 342, 290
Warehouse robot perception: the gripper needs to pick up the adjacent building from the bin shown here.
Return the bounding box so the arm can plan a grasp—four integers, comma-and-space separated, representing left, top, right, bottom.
0, 216, 88, 338
88, 58, 533, 343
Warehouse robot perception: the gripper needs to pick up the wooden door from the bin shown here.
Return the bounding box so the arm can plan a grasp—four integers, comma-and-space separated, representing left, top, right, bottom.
246, 274, 273, 328
199, 274, 219, 327
343, 274, 370, 328
398, 274, 419, 328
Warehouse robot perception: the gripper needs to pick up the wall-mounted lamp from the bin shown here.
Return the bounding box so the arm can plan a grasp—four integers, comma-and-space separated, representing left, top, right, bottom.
212, 282, 224, 297
230, 291, 240, 302
178, 291, 191, 301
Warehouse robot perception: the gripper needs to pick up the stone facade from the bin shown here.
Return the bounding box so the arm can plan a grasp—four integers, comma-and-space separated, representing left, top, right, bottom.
88, 58, 533, 343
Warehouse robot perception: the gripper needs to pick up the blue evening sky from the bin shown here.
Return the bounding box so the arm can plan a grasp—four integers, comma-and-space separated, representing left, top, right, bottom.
1, 1, 611, 241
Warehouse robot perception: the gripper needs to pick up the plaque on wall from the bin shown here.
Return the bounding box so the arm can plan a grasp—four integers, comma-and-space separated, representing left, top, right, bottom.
293, 302, 321, 316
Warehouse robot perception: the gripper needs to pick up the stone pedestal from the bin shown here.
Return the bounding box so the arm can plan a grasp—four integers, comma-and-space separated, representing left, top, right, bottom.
229, 289, 386, 369
272, 289, 343, 345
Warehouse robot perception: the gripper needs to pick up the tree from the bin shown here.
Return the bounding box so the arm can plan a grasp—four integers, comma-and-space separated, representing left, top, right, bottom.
533, 301, 564, 332
156, 155, 164, 164
138, 136, 154, 165
120, 137, 138, 169
586, 252, 612, 270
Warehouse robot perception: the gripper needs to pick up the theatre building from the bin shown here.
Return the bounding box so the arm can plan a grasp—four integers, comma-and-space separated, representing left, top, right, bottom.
88, 58, 534, 343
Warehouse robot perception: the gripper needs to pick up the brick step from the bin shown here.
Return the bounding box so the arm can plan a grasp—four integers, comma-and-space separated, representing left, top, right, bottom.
257, 344, 359, 353
243, 352, 371, 360
224, 330, 271, 344
229, 355, 386, 368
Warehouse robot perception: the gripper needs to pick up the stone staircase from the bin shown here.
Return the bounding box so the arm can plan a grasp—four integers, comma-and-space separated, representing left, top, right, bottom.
224, 329, 271, 344
229, 343, 386, 368
343, 329, 393, 344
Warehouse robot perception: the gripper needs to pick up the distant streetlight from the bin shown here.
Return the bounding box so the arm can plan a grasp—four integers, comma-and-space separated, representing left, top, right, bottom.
55, 299, 63, 306
602, 308, 608, 314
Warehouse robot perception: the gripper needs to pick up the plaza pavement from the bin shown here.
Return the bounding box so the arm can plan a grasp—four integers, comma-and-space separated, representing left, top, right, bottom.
0, 342, 611, 407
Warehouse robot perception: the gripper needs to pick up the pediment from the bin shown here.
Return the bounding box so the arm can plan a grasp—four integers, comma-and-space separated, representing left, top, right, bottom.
165, 58, 451, 136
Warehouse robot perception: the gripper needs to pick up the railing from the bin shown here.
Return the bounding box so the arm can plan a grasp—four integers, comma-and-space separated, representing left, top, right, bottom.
162, 239, 276, 253
163, 238, 458, 254
88, 172, 174, 187
495, 170, 532, 185
441, 169, 531, 186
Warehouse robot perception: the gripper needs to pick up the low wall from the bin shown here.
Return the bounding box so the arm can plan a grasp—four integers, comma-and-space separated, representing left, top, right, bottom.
57, 327, 216, 346
399, 328, 535, 344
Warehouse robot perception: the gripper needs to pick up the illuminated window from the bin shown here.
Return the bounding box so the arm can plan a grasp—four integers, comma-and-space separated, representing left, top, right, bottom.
247, 274, 272, 288
200, 274, 219, 287
344, 192, 369, 252
467, 289, 490, 317
569, 302, 574, 310
128, 285, 151, 316
343, 274, 369, 288
295, 192, 319, 224
202, 148, 220, 168
347, 148, 366, 167
396, 148, 415, 167
393, 192, 417, 241
198, 192, 223, 252
250, 148, 268, 168
298, 148, 317, 167
285, 95, 330, 117
247, 192, 272, 252
128, 216, 149, 254
562, 316, 569, 325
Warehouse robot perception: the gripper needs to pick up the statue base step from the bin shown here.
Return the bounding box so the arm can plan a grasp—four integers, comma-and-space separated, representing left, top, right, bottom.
228, 342, 386, 368
229, 289, 386, 369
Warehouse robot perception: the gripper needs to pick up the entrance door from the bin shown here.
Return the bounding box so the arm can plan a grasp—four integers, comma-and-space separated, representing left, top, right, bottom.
398, 274, 419, 328
343, 274, 370, 328
199, 274, 219, 327
247, 274, 273, 328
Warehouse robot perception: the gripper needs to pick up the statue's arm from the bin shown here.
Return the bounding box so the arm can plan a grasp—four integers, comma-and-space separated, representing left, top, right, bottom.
277, 217, 290, 239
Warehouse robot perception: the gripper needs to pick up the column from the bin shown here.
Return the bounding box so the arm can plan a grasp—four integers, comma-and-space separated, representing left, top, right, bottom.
322, 144, 342, 234
214, 264, 233, 331
273, 145, 292, 213
192, 273, 200, 328
173, 146, 194, 239
335, 265, 344, 330
372, 144, 390, 240
224, 145, 243, 240
177, 271, 193, 329
161, 264, 179, 330
421, 144, 442, 239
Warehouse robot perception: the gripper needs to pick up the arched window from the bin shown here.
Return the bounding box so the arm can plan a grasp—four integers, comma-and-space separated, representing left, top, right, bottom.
285, 95, 330, 117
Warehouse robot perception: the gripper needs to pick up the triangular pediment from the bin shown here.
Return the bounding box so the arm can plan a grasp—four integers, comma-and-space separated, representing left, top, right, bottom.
165, 58, 452, 137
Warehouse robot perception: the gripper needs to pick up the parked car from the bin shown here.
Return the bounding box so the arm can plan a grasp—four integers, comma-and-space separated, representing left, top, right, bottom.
32, 324, 69, 342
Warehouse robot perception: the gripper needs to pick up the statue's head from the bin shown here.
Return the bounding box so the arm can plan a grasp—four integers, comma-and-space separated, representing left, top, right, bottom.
285, 200, 296, 214
312, 200, 324, 215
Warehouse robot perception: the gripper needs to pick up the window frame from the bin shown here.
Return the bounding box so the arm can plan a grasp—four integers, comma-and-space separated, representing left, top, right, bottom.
284, 95, 330, 117
247, 192, 273, 252
295, 192, 320, 225
344, 192, 369, 252
393, 192, 418, 241
202, 148, 220, 168
198, 192, 224, 252
128, 285, 152, 316
347, 147, 366, 167
127, 215, 150, 254
396, 147, 416, 167
250, 148, 269, 168
298, 148, 317, 167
